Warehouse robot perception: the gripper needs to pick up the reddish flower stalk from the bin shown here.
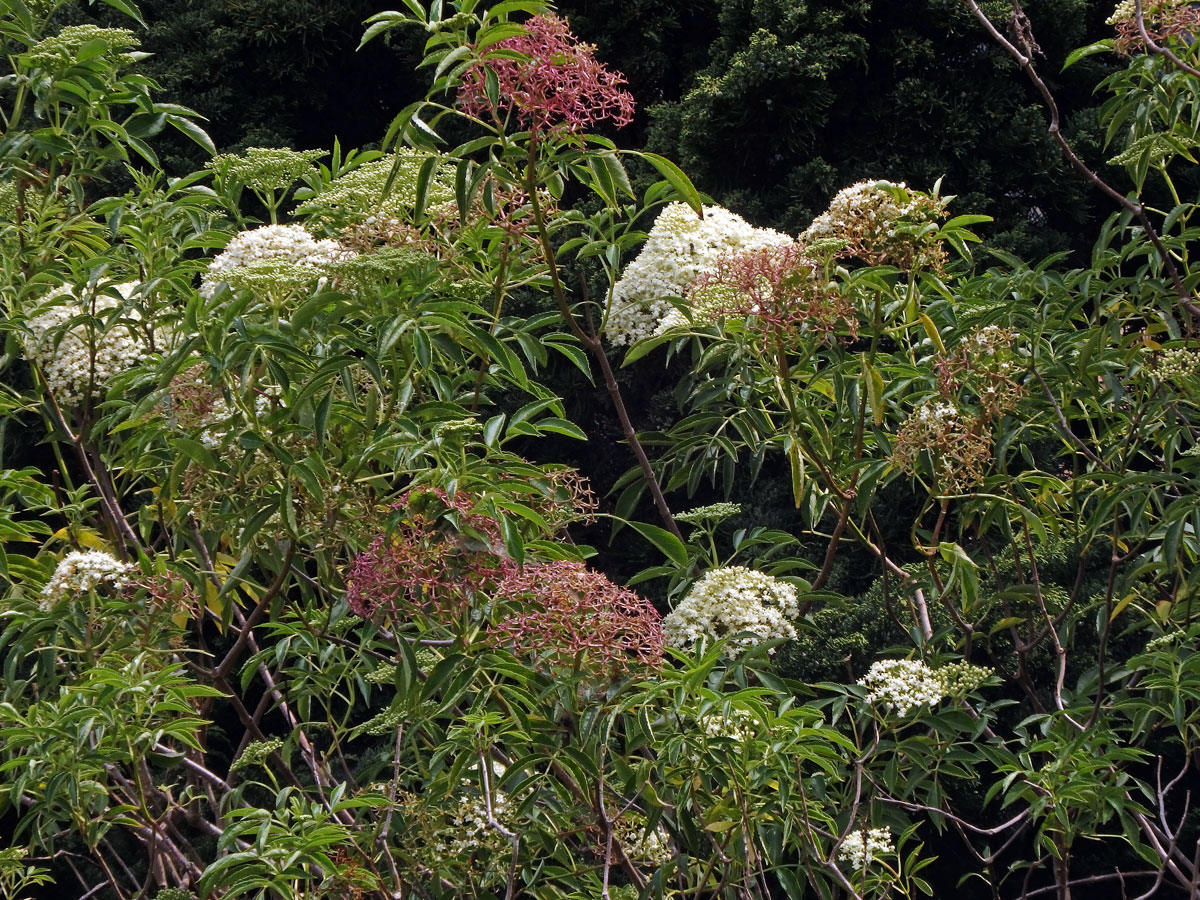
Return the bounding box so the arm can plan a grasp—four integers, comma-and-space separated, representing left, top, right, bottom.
688, 244, 856, 347
345, 489, 511, 621
1112, 1, 1200, 55
457, 14, 635, 137
490, 560, 664, 675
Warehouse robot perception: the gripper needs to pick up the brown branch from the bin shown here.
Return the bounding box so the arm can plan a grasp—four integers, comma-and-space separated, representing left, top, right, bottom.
962, 0, 1200, 320
1134, 0, 1200, 78
522, 148, 681, 539
210, 542, 296, 682
1031, 368, 1110, 471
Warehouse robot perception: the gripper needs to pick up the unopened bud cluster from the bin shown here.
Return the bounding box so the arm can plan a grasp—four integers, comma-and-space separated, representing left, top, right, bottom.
26, 25, 138, 68
294, 152, 454, 225
231, 738, 284, 772
208, 147, 324, 194
676, 502, 743, 527
1147, 347, 1200, 383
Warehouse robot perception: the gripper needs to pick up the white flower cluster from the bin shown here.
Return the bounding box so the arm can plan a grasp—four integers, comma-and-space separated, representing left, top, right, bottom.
1106, 0, 1187, 24
913, 400, 959, 426
663, 566, 800, 657
614, 815, 673, 867
41, 550, 132, 609
697, 708, 757, 742
447, 790, 512, 859
858, 659, 945, 716
606, 203, 791, 345
838, 827, 894, 870
800, 180, 945, 269
200, 224, 352, 300
22, 282, 148, 405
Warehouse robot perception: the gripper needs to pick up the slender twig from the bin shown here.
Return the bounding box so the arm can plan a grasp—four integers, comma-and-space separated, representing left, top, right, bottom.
1133, 0, 1200, 78
961, 0, 1200, 320
523, 147, 682, 538
210, 542, 297, 682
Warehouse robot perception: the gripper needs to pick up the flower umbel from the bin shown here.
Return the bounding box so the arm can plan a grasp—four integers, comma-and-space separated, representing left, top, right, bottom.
22, 282, 151, 405
607, 202, 792, 345
200, 224, 352, 300
490, 561, 665, 674
663, 566, 800, 657
686, 243, 856, 347
457, 14, 635, 137
344, 490, 510, 621
41, 550, 133, 609
858, 659, 944, 716
838, 827, 895, 870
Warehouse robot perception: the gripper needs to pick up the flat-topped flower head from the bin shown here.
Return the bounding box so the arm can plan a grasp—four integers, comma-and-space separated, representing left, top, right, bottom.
200, 224, 352, 300
458, 14, 635, 137
858, 658, 944, 716
208, 147, 324, 195
490, 560, 664, 675
676, 502, 742, 527
25, 25, 138, 69
607, 203, 792, 345
663, 566, 800, 658
41, 550, 132, 609
293, 152, 454, 226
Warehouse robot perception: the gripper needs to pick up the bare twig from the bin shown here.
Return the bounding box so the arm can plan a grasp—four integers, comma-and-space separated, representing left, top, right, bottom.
961, 0, 1200, 320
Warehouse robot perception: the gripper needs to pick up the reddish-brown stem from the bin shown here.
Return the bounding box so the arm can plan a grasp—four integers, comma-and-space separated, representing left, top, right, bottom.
1133, 0, 1200, 78
961, 0, 1200, 320
523, 146, 682, 540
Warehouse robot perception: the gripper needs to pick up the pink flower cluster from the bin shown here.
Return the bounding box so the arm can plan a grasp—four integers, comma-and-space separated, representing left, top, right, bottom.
490, 560, 664, 675
458, 14, 635, 136
689, 244, 856, 347
345, 489, 509, 620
